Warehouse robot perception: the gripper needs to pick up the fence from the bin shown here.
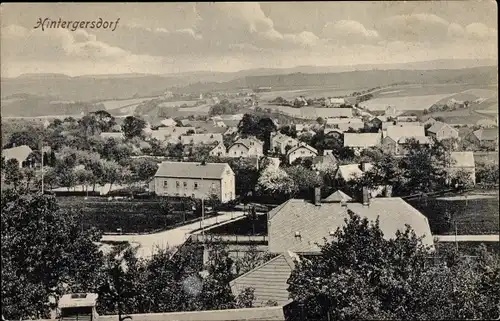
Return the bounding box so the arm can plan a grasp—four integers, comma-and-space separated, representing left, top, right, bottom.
190, 234, 268, 244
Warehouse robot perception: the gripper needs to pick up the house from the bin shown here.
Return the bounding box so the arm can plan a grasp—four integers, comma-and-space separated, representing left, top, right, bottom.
467, 128, 498, 150
230, 252, 297, 307
385, 106, 399, 117
227, 137, 264, 158
382, 121, 419, 130
230, 190, 434, 307
367, 116, 387, 129
311, 153, 338, 172
270, 133, 300, 155
447, 152, 476, 185
427, 122, 459, 141
58, 293, 99, 321
384, 124, 425, 141
267, 189, 434, 254
423, 117, 437, 127
294, 96, 308, 106
476, 118, 497, 128
325, 118, 364, 132
327, 98, 345, 107
294, 124, 305, 132
160, 118, 177, 127
153, 161, 235, 203
396, 115, 418, 122
224, 127, 238, 136
286, 143, 318, 164
180, 133, 223, 146
336, 163, 373, 182
150, 127, 196, 143
343, 133, 381, 150
314, 107, 353, 119
100, 132, 124, 140
209, 142, 227, 157
2, 145, 33, 168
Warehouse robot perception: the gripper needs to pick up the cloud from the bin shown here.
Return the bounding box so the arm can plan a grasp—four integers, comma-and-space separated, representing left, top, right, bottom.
447, 23, 465, 38
379, 13, 451, 42
2, 24, 129, 62
322, 20, 379, 44
465, 23, 497, 41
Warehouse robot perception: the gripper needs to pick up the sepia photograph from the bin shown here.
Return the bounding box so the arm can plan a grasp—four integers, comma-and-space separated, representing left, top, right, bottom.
1, 2, 499, 320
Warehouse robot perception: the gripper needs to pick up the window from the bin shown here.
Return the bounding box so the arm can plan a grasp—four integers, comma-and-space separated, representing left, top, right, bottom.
192, 193, 195, 198
176, 181, 180, 188
194, 182, 199, 190
241, 151, 244, 155
183, 182, 187, 188
184, 193, 187, 197
301, 150, 305, 154
163, 181, 168, 188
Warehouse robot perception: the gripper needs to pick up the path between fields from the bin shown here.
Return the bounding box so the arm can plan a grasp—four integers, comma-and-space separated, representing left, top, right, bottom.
100, 211, 246, 258
435, 235, 500, 242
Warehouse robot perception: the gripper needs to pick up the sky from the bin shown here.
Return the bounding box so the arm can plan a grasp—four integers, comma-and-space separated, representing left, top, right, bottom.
1, 2, 498, 77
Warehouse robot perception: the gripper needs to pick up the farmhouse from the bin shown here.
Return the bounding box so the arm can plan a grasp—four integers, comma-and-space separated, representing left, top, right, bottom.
384, 124, 426, 141
467, 128, 498, 150
286, 142, 318, 164
396, 115, 418, 122
153, 161, 235, 203
227, 137, 264, 158
336, 163, 373, 182
270, 132, 299, 155
327, 97, 346, 107
311, 153, 338, 172
180, 133, 223, 146
2, 145, 33, 168
343, 133, 381, 150
230, 189, 434, 307
427, 122, 459, 141
423, 117, 438, 127
447, 151, 476, 185
209, 141, 227, 157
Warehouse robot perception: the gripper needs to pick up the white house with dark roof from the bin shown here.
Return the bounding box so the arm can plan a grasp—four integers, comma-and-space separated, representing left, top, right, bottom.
427, 122, 459, 141
270, 132, 300, 155
2, 145, 33, 168
382, 124, 428, 154
343, 133, 381, 151
209, 141, 227, 157
153, 161, 235, 202
286, 142, 318, 164
227, 137, 264, 158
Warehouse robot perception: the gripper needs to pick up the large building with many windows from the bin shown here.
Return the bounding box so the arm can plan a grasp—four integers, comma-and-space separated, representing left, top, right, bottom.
152, 161, 236, 203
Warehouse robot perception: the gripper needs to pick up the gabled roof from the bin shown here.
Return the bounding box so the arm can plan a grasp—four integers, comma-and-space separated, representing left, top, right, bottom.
154, 161, 232, 179
450, 151, 475, 167
343, 133, 381, 148
427, 121, 457, 134
231, 137, 264, 149
160, 118, 177, 127
337, 163, 372, 181
323, 190, 353, 202
99, 306, 286, 321
58, 293, 98, 308
268, 198, 434, 254
326, 117, 363, 125
312, 154, 338, 167
397, 136, 431, 144
180, 133, 223, 145
386, 125, 425, 141
2, 145, 33, 164
473, 128, 498, 141
286, 143, 318, 156
230, 252, 296, 307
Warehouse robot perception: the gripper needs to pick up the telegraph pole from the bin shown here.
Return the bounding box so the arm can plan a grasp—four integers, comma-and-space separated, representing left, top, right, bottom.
40, 141, 44, 194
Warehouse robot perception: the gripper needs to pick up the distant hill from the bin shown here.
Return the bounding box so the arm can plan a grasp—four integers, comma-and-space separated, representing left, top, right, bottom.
1, 59, 496, 101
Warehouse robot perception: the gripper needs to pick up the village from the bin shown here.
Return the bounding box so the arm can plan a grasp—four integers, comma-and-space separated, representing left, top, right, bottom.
2, 87, 499, 321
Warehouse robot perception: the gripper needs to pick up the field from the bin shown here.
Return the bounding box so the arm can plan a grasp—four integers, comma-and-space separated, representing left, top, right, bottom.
256, 86, 368, 101
360, 94, 453, 111
100, 96, 161, 110
57, 196, 201, 234
158, 100, 199, 108
408, 190, 499, 235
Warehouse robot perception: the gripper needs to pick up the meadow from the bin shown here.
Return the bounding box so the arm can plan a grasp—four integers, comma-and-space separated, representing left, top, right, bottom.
100, 96, 161, 110
359, 94, 453, 111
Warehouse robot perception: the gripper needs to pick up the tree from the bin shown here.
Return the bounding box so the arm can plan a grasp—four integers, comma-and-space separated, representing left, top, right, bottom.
256, 165, 297, 197
3, 159, 24, 191
235, 244, 276, 276
284, 165, 322, 198
287, 212, 500, 321
1, 190, 103, 319
130, 158, 159, 183
476, 162, 499, 187
238, 113, 260, 137
121, 116, 147, 140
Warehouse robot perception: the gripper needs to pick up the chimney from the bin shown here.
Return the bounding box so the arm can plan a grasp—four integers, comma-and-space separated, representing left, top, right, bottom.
313, 186, 321, 206
362, 186, 370, 206
384, 185, 393, 198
